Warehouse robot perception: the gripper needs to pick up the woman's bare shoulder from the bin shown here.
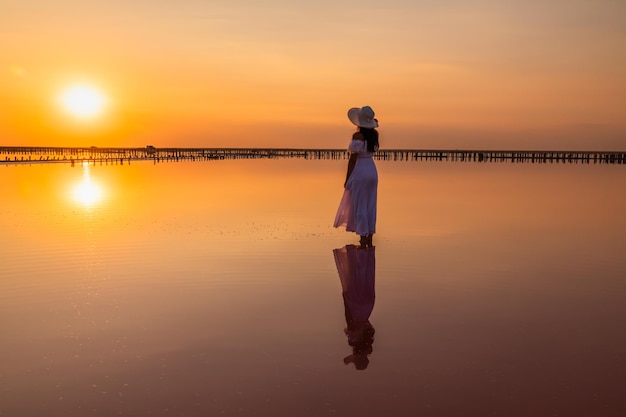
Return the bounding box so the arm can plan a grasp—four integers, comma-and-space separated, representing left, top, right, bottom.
352, 132, 364, 140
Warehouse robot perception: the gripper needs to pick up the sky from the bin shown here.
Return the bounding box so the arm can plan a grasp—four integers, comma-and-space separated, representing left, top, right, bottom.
1, 0, 625, 150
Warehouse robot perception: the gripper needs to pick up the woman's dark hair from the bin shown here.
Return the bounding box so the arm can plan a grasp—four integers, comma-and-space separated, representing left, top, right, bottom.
359, 128, 379, 153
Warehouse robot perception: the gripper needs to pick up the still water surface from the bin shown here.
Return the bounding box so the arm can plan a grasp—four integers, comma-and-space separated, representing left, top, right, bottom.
1, 159, 625, 416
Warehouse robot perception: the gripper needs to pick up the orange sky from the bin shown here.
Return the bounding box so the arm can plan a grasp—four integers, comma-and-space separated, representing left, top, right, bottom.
1, 0, 625, 149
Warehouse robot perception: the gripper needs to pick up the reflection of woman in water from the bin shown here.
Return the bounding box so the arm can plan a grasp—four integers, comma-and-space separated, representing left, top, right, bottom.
333, 244, 376, 370
333, 106, 379, 248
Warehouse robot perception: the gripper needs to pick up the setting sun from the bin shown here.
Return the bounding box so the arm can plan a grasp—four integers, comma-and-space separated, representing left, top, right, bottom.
59, 84, 107, 119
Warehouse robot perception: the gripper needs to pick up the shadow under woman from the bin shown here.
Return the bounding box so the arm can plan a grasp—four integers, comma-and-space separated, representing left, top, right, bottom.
332, 244, 376, 370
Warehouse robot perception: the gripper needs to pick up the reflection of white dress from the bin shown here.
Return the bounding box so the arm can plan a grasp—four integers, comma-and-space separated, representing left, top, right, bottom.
333, 245, 376, 324
333, 139, 378, 236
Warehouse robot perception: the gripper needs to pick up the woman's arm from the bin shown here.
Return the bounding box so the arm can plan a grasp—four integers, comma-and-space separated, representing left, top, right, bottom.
344, 153, 358, 187
344, 132, 364, 187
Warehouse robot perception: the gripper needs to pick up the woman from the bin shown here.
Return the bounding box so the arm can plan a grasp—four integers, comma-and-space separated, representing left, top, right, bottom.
333, 105, 380, 247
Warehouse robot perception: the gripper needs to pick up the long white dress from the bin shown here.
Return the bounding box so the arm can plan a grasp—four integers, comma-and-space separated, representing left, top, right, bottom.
333, 139, 378, 236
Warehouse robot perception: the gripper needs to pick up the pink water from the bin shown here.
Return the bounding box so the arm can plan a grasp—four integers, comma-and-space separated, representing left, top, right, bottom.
1, 159, 625, 416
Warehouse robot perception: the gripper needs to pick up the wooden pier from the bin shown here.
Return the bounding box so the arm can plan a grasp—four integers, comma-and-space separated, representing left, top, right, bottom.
1, 146, 625, 165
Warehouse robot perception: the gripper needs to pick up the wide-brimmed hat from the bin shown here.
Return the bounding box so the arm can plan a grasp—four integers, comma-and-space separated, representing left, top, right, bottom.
347, 106, 378, 128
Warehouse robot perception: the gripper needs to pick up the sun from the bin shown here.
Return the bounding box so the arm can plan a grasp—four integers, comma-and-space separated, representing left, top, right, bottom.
59, 84, 107, 119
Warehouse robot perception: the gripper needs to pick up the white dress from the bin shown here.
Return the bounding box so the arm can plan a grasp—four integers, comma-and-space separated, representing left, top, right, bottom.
333, 139, 378, 236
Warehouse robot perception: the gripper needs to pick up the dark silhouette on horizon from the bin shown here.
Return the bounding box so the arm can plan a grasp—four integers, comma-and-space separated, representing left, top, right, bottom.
2, 146, 625, 165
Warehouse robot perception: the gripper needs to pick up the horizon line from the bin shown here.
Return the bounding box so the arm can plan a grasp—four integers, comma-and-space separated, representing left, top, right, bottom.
2, 146, 626, 154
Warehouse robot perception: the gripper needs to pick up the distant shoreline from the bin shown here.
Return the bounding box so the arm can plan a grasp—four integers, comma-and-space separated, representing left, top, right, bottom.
1, 146, 625, 166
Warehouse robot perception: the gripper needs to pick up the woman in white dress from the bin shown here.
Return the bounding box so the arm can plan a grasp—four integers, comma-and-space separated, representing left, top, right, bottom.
333, 106, 380, 247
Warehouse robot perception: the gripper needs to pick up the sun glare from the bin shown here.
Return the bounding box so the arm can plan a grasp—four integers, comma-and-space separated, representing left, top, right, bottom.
73, 163, 104, 207
59, 84, 106, 119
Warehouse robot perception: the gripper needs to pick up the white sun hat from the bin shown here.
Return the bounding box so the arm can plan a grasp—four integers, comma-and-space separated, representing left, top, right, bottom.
347, 105, 378, 128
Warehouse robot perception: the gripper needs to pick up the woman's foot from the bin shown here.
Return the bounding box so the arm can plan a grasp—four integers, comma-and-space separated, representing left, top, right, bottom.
359, 235, 368, 248
366, 234, 373, 247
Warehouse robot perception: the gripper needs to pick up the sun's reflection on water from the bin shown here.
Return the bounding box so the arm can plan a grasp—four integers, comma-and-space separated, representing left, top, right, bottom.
72, 162, 104, 207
